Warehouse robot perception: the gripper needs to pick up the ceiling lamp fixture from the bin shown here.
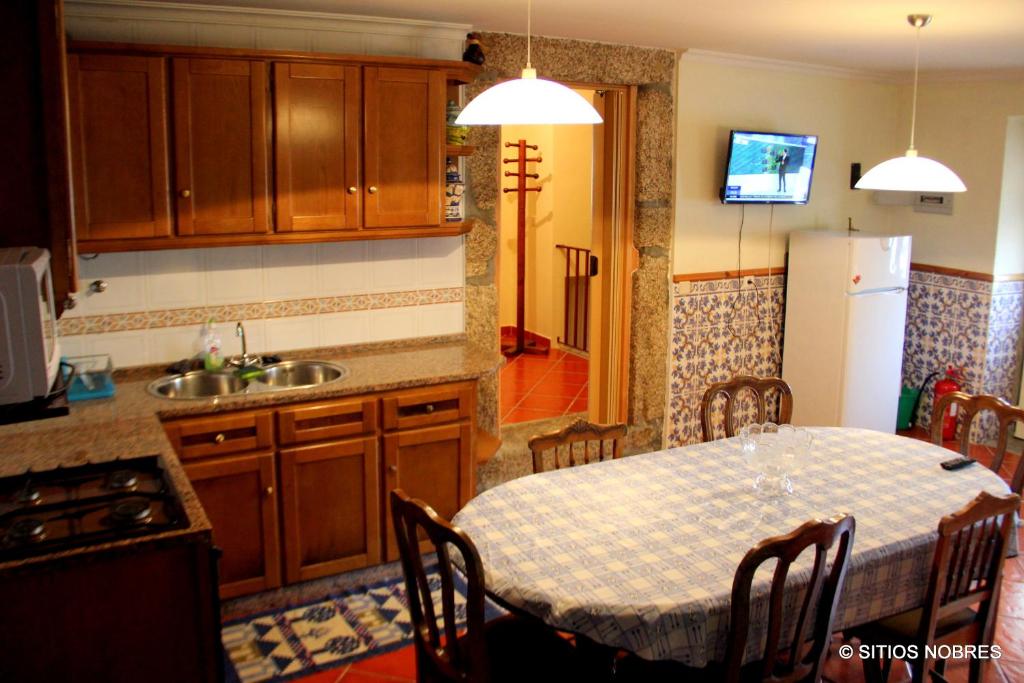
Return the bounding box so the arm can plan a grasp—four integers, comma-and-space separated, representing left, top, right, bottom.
855, 14, 966, 193
455, 0, 602, 126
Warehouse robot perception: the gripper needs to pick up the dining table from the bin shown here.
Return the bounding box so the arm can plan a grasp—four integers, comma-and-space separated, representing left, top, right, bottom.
451, 427, 1016, 666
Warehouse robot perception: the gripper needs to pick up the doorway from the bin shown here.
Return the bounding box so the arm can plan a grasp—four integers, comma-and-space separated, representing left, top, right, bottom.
497, 85, 636, 427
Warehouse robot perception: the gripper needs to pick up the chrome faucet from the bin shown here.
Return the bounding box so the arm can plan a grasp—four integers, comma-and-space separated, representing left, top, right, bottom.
230, 322, 260, 368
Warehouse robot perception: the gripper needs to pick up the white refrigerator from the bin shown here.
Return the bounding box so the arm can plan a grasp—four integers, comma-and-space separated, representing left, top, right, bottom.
782, 231, 912, 432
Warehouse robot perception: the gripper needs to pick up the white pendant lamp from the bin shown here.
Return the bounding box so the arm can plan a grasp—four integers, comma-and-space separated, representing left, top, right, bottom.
455, 0, 602, 125
855, 15, 966, 193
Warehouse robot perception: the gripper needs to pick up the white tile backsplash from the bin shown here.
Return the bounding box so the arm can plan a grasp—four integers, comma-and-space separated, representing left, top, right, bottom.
317, 242, 370, 296
369, 239, 418, 291
204, 246, 263, 304
264, 316, 319, 351
263, 244, 317, 301
144, 249, 205, 309
66, 240, 464, 366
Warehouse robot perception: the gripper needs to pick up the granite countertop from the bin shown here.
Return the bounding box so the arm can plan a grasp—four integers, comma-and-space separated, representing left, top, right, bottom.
0, 338, 501, 571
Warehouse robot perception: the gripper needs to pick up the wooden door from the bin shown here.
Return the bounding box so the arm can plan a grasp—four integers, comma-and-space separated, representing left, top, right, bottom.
382, 422, 473, 560
184, 451, 280, 598
173, 58, 269, 235
67, 53, 171, 240
363, 67, 444, 229
279, 437, 380, 582
274, 62, 361, 232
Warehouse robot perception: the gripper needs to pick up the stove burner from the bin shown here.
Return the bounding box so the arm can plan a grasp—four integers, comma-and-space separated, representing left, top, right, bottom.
110, 498, 153, 525
8, 518, 46, 543
14, 484, 41, 505
107, 470, 139, 491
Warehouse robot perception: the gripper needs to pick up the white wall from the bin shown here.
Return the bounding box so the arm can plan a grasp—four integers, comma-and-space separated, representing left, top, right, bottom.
61, 1, 470, 367
886, 79, 1024, 275
994, 116, 1024, 276
674, 53, 901, 274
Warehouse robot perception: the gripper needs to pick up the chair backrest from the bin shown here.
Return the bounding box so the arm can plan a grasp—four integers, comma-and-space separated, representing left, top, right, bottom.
917, 491, 1020, 647
528, 419, 627, 474
701, 375, 794, 442
723, 514, 856, 683
390, 489, 488, 683
930, 392, 1024, 494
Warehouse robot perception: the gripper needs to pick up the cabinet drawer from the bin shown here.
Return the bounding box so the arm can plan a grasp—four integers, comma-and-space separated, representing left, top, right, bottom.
381, 382, 474, 431
164, 411, 273, 460
277, 399, 377, 445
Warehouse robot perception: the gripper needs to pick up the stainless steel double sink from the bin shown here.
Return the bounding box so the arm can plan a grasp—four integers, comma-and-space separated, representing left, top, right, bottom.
148, 360, 348, 399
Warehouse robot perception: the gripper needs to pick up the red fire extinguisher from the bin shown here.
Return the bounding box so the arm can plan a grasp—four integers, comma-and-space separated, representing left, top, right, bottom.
934, 366, 965, 441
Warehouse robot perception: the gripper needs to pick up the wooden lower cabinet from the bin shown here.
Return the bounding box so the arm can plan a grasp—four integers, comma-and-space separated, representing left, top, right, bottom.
382, 421, 473, 561
279, 437, 381, 583
184, 451, 281, 599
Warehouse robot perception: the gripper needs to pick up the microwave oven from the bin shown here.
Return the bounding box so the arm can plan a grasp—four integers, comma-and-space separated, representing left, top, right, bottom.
0, 247, 61, 405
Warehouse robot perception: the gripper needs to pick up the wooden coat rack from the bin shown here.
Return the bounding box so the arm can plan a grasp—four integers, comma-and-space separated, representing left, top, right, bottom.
502, 139, 544, 357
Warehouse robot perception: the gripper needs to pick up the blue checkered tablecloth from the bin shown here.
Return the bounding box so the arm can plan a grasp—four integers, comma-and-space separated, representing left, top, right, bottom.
452, 428, 1015, 666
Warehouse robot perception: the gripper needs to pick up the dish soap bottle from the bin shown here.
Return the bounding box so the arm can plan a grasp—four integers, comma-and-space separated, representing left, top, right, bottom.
197, 319, 224, 371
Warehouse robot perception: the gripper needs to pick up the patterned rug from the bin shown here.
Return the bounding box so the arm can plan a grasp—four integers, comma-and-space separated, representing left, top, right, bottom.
222, 565, 501, 683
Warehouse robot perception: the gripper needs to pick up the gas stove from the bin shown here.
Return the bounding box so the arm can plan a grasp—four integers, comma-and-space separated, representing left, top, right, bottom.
0, 455, 188, 561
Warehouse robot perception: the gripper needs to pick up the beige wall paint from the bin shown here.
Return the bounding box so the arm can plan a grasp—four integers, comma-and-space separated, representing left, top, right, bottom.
890, 80, 1024, 275
673, 56, 901, 275
996, 116, 1024, 276
499, 92, 596, 342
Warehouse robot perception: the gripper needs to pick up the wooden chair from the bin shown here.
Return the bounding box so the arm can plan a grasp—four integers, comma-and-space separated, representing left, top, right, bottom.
528, 418, 627, 474
847, 491, 1020, 683
389, 489, 577, 683
617, 514, 856, 683
701, 375, 794, 442
930, 391, 1024, 495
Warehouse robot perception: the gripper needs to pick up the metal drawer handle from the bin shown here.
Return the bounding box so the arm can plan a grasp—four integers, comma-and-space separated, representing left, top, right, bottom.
214, 433, 226, 444
388, 465, 398, 473
265, 486, 274, 496
180, 189, 191, 198
424, 404, 435, 414
368, 185, 378, 194
347, 186, 357, 194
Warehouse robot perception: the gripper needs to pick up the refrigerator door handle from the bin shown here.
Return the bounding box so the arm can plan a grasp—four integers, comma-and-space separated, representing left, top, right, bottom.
846, 286, 907, 297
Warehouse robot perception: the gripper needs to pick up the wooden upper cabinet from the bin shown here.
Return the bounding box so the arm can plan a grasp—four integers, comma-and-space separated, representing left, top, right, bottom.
363, 67, 444, 229
274, 62, 362, 232
67, 54, 171, 240
172, 58, 269, 235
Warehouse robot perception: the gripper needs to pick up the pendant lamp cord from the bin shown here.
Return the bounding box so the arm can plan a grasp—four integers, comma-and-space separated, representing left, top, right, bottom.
526, 0, 532, 68
909, 21, 921, 151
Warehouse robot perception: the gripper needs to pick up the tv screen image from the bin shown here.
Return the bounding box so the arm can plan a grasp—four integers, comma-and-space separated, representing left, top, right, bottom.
721, 131, 818, 204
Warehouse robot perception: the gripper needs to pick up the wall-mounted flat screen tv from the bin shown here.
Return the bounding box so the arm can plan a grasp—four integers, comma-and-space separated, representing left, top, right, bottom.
721, 130, 819, 204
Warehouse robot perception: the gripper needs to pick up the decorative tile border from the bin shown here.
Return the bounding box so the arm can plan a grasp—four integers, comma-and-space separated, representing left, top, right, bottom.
58, 287, 465, 337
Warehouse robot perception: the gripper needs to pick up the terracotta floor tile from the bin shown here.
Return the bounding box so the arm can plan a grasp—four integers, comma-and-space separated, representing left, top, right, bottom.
349, 646, 416, 678
518, 393, 576, 412
504, 407, 565, 424
998, 660, 1024, 680
534, 374, 587, 391
1004, 558, 1024, 583
528, 382, 583, 398
999, 582, 1024, 620
995, 615, 1024, 662
568, 397, 588, 414
339, 669, 414, 682
294, 666, 348, 683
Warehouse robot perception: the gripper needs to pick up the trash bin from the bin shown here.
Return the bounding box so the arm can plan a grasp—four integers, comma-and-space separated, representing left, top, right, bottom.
897, 386, 921, 430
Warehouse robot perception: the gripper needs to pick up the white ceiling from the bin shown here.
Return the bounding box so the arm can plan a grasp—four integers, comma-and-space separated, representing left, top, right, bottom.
160, 0, 1024, 74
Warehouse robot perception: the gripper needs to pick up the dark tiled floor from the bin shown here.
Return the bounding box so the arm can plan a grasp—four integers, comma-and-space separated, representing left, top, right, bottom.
499, 349, 589, 424
286, 429, 1023, 683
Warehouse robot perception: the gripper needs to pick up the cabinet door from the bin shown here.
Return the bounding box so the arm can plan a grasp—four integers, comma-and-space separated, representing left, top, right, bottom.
279, 437, 380, 583
363, 67, 444, 229
173, 58, 269, 235
67, 53, 171, 240
274, 62, 361, 232
382, 422, 473, 561
184, 451, 280, 598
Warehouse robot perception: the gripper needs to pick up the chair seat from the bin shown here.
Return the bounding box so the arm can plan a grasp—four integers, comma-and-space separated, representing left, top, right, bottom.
476, 614, 579, 683
849, 606, 978, 644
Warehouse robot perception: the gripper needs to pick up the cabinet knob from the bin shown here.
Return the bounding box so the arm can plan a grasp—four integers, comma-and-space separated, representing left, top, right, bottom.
368, 186, 379, 194
214, 433, 225, 444
265, 486, 274, 496
424, 404, 435, 414
388, 465, 398, 473
347, 186, 358, 194
180, 189, 191, 198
